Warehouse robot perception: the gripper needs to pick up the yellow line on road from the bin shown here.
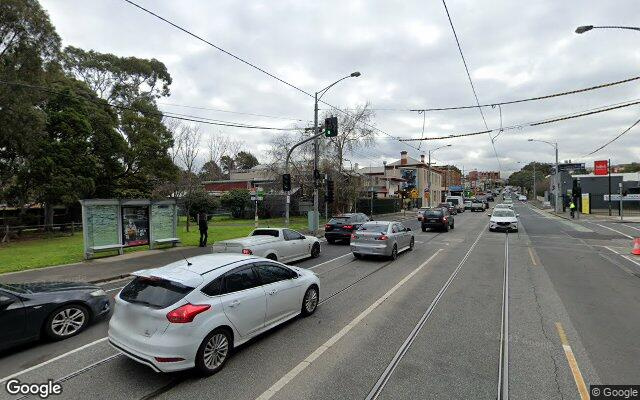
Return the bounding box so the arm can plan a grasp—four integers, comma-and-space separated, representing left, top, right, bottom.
528, 247, 538, 266
555, 322, 589, 400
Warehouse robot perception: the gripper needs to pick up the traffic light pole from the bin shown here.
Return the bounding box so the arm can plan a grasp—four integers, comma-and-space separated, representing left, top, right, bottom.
313, 92, 319, 235
284, 131, 325, 228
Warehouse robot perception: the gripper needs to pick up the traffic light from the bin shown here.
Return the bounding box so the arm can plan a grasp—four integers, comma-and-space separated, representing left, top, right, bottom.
282, 173, 291, 192
325, 179, 334, 203
324, 116, 338, 137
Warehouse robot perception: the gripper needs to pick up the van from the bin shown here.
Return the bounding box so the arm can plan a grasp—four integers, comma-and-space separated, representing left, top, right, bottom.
445, 196, 465, 213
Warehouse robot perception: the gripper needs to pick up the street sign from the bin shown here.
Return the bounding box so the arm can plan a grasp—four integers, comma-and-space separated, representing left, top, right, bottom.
250, 187, 264, 201
410, 188, 419, 199
594, 160, 608, 175
558, 163, 585, 172
605, 194, 640, 201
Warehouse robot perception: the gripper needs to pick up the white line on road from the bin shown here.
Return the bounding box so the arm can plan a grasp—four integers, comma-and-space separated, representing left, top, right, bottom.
307, 253, 352, 270
0, 337, 109, 383
603, 246, 640, 268
589, 222, 634, 239
255, 249, 444, 400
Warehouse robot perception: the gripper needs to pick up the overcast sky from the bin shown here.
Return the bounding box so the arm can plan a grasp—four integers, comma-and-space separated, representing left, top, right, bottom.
41, 0, 640, 176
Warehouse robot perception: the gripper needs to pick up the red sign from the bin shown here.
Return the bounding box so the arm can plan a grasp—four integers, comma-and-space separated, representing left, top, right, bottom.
594, 160, 608, 175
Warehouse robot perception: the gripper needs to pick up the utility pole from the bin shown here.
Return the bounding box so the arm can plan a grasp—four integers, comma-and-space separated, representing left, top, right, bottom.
608, 158, 612, 216
532, 162, 536, 200
619, 182, 624, 221
427, 151, 431, 207
555, 142, 560, 213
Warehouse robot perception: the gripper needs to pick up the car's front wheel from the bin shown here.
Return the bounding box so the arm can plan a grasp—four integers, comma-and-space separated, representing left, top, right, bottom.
390, 244, 398, 260
45, 304, 89, 341
301, 286, 319, 316
196, 328, 232, 375
311, 243, 321, 258
409, 237, 415, 251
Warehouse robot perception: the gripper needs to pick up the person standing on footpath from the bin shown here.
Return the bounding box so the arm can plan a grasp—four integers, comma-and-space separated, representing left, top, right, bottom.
198, 211, 208, 247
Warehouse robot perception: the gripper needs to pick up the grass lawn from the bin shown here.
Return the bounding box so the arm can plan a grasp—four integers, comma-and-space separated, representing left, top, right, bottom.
0, 216, 309, 274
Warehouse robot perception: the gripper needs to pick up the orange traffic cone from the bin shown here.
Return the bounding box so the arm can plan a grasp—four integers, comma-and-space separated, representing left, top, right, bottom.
632, 238, 640, 256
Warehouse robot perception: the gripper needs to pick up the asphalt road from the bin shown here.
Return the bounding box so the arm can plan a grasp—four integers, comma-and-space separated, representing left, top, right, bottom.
1, 204, 639, 400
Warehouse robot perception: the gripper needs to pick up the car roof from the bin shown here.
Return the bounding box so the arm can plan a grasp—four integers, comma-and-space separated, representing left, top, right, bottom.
132, 254, 258, 287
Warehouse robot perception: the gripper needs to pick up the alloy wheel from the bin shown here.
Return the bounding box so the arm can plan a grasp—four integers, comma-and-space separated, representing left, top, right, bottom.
203, 333, 229, 370
305, 288, 318, 313
51, 307, 86, 337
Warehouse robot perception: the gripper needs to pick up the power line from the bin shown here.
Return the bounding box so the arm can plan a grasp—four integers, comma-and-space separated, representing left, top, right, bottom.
441, 0, 501, 169
409, 75, 640, 112
583, 116, 640, 156
399, 99, 640, 141
159, 102, 310, 122
0, 80, 299, 131
122, 0, 421, 153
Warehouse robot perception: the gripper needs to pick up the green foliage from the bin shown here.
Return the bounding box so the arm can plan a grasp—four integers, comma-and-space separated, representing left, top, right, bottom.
234, 151, 259, 170
185, 189, 219, 219
621, 162, 640, 173
220, 155, 235, 175
220, 189, 250, 218
199, 160, 223, 181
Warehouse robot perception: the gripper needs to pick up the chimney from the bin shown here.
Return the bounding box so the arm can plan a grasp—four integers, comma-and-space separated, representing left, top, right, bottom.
420, 154, 425, 164
400, 151, 408, 165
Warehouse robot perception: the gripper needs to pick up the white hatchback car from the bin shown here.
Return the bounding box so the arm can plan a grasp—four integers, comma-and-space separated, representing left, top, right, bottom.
108, 254, 320, 375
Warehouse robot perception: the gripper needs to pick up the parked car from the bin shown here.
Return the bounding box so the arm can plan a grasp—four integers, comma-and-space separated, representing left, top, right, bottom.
350, 221, 414, 260
445, 196, 465, 213
470, 200, 485, 212
486, 195, 494, 202
212, 228, 320, 262
421, 207, 454, 232
324, 213, 369, 244
489, 209, 519, 232
108, 254, 320, 374
437, 202, 457, 215
518, 195, 527, 202
417, 207, 430, 221
0, 282, 111, 351
464, 200, 473, 210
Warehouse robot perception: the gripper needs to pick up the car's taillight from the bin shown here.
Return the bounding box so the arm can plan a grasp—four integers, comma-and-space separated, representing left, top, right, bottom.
376, 235, 389, 240
324, 224, 331, 229
242, 248, 252, 255
442, 217, 447, 222
166, 304, 211, 323
343, 225, 354, 230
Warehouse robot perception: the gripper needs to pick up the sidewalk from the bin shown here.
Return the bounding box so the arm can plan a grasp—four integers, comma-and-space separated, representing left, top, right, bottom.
530, 200, 640, 223
0, 210, 413, 285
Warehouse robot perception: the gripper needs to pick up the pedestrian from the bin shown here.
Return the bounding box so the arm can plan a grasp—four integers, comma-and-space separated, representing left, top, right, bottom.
569, 200, 576, 219
198, 211, 208, 247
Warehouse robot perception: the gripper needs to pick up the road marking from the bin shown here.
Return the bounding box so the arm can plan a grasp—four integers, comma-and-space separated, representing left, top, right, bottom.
555, 323, 589, 400
0, 337, 109, 383
588, 222, 633, 239
603, 246, 640, 268
366, 225, 488, 400
528, 247, 538, 266
255, 249, 444, 400
307, 253, 352, 270
497, 234, 510, 400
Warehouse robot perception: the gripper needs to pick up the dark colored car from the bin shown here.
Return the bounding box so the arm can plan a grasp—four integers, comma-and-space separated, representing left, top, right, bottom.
421, 208, 454, 232
0, 281, 111, 351
486, 195, 494, 202
324, 213, 370, 243
437, 202, 457, 215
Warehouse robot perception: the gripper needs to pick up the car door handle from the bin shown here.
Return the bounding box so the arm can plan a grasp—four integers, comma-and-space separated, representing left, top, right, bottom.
267, 289, 278, 296
228, 300, 240, 308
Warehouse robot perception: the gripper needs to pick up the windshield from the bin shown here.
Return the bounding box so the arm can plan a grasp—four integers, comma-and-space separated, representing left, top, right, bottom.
328, 217, 351, 224
493, 210, 516, 218
424, 210, 444, 217
120, 277, 194, 309
252, 229, 279, 237
447, 198, 459, 205
358, 222, 390, 232
0, 283, 31, 294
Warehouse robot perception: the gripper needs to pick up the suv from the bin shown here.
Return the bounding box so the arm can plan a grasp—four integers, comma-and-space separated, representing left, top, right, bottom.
445, 196, 465, 213
470, 200, 485, 212
421, 207, 454, 232
437, 202, 457, 215
324, 213, 369, 244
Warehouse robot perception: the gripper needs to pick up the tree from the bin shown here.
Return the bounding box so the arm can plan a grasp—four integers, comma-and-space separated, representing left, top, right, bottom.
235, 151, 259, 170
220, 189, 250, 218
184, 189, 219, 220
220, 155, 235, 175
176, 124, 202, 231
199, 160, 223, 181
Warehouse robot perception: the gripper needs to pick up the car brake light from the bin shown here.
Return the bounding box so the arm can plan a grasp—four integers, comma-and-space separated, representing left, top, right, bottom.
242, 248, 253, 255
154, 357, 185, 362
324, 224, 331, 229
376, 235, 389, 240
166, 304, 211, 323
343, 225, 353, 230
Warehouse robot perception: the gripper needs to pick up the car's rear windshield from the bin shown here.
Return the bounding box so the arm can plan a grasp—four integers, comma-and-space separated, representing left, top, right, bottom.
252, 229, 279, 237
493, 210, 515, 217
358, 222, 389, 232
447, 198, 459, 205
328, 217, 351, 224
424, 210, 444, 216
120, 277, 194, 309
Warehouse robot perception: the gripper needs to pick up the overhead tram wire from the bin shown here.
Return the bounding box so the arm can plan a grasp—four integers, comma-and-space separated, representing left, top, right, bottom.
441, 0, 501, 169
583, 116, 640, 156
398, 99, 640, 142
159, 102, 310, 122
0, 80, 299, 131
122, 0, 421, 153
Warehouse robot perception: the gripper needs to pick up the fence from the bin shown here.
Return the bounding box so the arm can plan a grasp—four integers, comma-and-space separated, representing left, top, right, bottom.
1, 222, 81, 243
356, 198, 404, 216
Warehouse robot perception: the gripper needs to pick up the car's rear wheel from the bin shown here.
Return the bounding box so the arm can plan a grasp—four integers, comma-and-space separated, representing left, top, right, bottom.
266, 253, 277, 261
409, 237, 415, 251
390, 245, 398, 260
311, 243, 321, 258
301, 286, 319, 316
444, 223, 449, 232
326, 238, 335, 244
451, 221, 455, 230
421, 226, 427, 232
354, 253, 362, 259
45, 304, 89, 340
196, 328, 232, 375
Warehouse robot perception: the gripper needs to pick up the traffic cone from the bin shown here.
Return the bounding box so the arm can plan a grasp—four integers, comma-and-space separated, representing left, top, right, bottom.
632, 238, 640, 256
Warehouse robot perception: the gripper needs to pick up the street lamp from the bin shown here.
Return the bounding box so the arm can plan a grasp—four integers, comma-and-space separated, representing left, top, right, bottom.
311, 71, 361, 234
528, 139, 559, 212
575, 25, 640, 34
426, 144, 452, 207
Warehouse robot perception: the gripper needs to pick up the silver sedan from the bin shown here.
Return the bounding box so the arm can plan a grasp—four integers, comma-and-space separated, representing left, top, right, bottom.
350, 221, 415, 260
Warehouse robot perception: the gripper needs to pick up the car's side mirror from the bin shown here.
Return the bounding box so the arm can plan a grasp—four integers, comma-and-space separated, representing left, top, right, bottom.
0, 296, 14, 308
488, 214, 492, 217
406, 228, 411, 232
